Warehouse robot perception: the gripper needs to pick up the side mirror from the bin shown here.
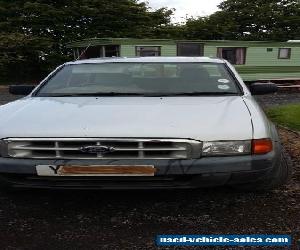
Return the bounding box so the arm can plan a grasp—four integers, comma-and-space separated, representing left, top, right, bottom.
9, 85, 36, 95
249, 82, 278, 95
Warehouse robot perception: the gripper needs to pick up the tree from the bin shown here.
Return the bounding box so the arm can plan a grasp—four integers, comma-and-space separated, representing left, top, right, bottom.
184, 0, 300, 41
0, 33, 56, 83
184, 14, 238, 40
0, 0, 173, 82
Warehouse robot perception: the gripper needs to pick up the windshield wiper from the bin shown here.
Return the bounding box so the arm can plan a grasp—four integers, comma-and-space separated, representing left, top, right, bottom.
39, 92, 148, 97
39, 92, 239, 97
144, 92, 239, 97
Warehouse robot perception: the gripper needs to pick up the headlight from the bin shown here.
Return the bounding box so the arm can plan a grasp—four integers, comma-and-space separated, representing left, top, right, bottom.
202, 140, 252, 156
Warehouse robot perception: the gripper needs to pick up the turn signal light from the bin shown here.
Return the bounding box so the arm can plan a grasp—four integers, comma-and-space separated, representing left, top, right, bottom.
252, 139, 273, 155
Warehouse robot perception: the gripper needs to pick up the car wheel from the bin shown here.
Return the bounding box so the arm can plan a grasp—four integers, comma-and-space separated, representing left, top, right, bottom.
233, 147, 292, 191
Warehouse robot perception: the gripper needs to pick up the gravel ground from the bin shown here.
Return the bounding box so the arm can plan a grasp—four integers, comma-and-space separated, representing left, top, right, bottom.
0, 89, 299, 250
255, 92, 300, 108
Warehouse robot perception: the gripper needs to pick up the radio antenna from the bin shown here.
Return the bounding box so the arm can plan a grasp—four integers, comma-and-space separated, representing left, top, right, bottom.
76, 43, 91, 61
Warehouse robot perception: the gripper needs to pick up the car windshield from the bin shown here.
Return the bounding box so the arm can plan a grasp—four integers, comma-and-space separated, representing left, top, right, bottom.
36, 62, 241, 96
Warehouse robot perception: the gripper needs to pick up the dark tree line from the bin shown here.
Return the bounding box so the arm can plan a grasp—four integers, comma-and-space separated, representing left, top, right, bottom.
184, 0, 300, 41
0, 0, 173, 82
0, 0, 299, 82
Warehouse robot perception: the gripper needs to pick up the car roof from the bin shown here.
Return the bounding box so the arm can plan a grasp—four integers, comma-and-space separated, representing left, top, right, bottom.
66, 57, 225, 65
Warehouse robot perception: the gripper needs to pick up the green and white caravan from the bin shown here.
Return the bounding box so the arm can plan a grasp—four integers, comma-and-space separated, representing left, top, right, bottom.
67, 38, 300, 82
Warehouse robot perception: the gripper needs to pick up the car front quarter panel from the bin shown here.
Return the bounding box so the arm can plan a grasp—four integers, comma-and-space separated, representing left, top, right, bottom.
242, 95, 274, 140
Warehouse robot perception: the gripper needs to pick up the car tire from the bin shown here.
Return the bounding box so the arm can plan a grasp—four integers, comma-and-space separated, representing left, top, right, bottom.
233, 147, 292, 191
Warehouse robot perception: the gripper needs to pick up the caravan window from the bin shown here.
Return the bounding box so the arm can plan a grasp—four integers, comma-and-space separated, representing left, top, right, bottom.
177, 43, 204, 57
136, 46, 161, 57
217, 47, 247, 65
278, 48, 291, 59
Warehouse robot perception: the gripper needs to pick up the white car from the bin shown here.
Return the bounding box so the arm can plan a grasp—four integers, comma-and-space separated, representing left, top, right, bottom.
0, 57, 291, 190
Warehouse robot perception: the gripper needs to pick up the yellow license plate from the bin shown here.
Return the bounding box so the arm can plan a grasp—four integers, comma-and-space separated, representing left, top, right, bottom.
36, 165, 156, 176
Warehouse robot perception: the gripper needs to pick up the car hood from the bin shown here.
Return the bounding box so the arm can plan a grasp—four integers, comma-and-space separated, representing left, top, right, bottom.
0, 96, 253, 141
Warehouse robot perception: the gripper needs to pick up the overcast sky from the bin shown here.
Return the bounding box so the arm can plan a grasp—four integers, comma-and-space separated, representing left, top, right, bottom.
147, 0, 222, 22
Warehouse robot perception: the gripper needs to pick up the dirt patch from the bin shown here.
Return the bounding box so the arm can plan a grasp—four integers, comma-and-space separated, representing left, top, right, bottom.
279, 129, 300, 160
279, 129, 300, 193
0, 88, 19, 105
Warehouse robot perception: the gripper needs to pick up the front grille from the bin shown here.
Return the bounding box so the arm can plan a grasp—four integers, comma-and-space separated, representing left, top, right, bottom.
3, 138, 202, 160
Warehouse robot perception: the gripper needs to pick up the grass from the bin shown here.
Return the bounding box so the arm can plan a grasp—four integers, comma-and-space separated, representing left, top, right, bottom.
267, 103, 300, 131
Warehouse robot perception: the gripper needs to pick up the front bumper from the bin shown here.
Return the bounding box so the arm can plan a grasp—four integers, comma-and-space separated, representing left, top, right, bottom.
0, 150, 280, 189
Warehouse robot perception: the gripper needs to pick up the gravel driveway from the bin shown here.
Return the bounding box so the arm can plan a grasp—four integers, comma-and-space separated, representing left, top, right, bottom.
0, 89, 299, 250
